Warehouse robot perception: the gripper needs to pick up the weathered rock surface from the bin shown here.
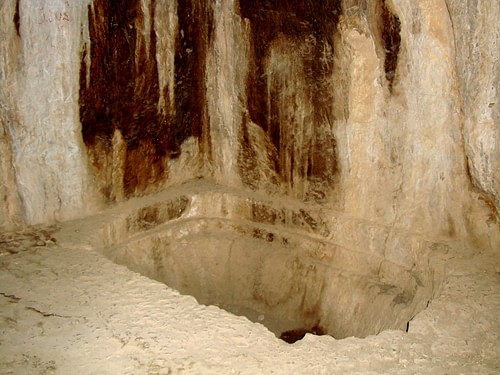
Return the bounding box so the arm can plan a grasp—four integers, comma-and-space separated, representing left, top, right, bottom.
446, 0, 500, 221
0, 223, 498, 374
1, 0, 94, 226
51, 179, 439, 339
0, 0, 498, 370
0, 0, 497, 245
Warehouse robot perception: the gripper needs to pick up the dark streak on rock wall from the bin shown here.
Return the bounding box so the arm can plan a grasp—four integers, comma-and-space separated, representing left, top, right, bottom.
80, 0, 168, 198
174, 0, 213, 158
239, 0, 340, 138
239, 0, 340, 201
80, 0, 215, 200
380, 1, 401, 91
77, 1, 359, 202
13, 0, 20, 37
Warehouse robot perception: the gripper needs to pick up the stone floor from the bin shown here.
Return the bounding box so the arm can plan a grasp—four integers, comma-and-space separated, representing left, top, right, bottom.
0, 223, 499, 374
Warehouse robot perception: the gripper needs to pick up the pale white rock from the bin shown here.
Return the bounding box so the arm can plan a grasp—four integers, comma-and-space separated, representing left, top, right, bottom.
206, 0, 250, 186
334, 21, 399, 224
0, 1, 24, 229
1, 0, 94, 226
0, 1, 498, 372
388, 0, 470, 237
446, 0, 500, 218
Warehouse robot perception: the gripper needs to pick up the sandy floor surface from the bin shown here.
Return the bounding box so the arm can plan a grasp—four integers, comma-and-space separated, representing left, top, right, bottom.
0, 223, 499, 374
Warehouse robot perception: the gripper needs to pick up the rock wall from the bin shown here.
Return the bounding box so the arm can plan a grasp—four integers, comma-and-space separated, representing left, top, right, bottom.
446, 0, 499, 225
388, 0, 469, 235
1, 0, 94, 227
0, 0, 498, 248
0, 1, 23, 230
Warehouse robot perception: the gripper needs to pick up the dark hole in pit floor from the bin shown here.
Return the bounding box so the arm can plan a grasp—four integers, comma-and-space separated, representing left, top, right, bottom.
279, 325, 326, 344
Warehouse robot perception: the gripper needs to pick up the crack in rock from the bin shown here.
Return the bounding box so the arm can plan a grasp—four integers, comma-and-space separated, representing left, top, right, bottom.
1, 292, 78, 319
24, 306, 74, 319
0, 292, 21, 302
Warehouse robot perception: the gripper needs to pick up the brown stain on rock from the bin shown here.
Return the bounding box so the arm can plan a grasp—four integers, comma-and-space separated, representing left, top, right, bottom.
126, 196, 189, 232
239, 0, 341, 132
79, 0, 168, 198
238, 1, 340, 201
78, 1, 400, 203
174, 0, 213, 158
80, 0, 215, 200
13, 0, 20, 37
251, 202, 285, 225
380, 0, 401, 91
252, 228, 275, 242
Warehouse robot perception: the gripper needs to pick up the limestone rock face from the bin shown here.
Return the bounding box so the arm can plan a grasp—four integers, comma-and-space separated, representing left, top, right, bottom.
0, 109, 23, 230
0, 1, 25, 230
446, 0, 499, 222
0, 0, 498, 341
1, 0, 496, 242
0, 0, 498, 284
1, 0, 94, 226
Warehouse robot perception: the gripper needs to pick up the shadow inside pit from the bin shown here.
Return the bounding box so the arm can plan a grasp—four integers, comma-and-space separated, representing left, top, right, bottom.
279, 325, 326, 344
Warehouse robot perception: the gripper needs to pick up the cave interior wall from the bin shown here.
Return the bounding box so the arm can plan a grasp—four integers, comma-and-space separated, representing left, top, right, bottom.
0, 0, 498, 249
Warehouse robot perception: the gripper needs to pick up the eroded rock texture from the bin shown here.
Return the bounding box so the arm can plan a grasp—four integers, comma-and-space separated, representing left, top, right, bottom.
1, 0, 497, 239
446, 0, 499, 226
1, 0, 93, 226
0, 0, 499, 338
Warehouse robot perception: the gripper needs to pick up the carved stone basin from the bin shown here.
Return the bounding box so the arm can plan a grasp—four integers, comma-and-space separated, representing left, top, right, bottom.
77, 181, 439, 342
